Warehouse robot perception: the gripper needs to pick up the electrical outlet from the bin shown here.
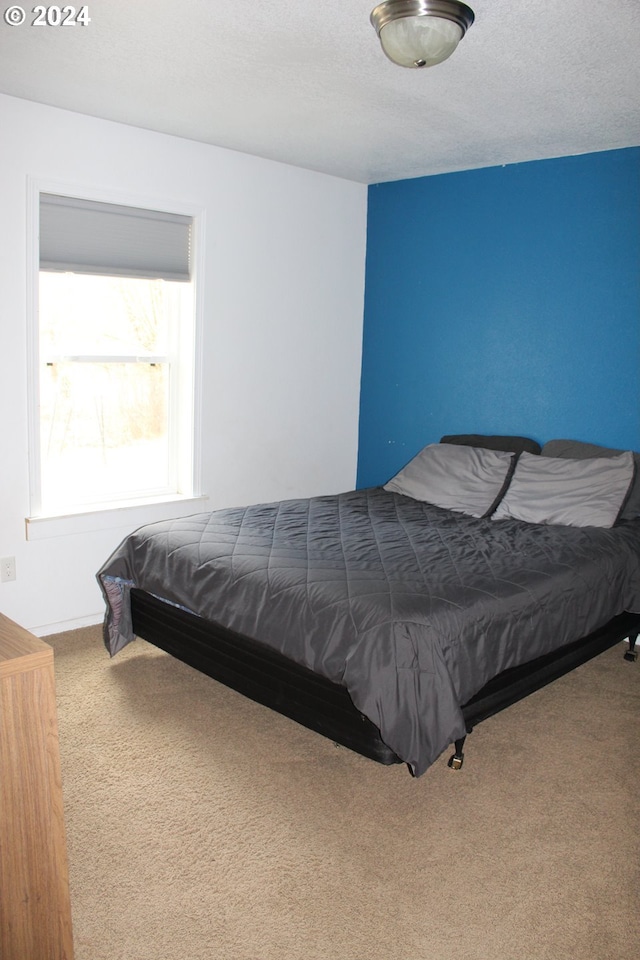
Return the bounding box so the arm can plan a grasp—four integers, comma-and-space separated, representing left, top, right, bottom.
0, 557, 16, 582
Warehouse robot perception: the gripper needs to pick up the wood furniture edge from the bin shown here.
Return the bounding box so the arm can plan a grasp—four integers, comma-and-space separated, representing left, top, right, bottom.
0, 610, 75, 960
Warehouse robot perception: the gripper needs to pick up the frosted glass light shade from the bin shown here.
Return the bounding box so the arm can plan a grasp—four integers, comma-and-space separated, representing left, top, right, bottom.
379, 16, 462, 67
370, 1, 474, 69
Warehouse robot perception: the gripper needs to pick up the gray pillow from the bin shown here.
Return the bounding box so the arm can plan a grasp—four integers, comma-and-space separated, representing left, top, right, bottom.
541, 439, 640, 521
384, 443, 515, 518
492, 451, 635, 528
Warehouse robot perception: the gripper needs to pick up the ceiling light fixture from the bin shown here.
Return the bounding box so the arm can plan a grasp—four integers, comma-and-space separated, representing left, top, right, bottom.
370, 0, 475, 69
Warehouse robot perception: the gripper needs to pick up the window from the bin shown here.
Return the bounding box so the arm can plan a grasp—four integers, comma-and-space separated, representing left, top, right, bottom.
31, 193, 198, 517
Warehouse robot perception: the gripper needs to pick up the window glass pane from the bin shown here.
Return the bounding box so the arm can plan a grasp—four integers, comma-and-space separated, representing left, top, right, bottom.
40, 360, 170, 506
39, 273, 171, 357
37, 270, 193, 510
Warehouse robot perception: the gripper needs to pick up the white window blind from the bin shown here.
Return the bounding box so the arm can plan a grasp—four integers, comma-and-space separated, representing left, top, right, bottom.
39, 193, 192, 281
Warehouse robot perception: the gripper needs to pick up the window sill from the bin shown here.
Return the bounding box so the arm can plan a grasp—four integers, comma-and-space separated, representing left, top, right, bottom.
25, 494, 209, 541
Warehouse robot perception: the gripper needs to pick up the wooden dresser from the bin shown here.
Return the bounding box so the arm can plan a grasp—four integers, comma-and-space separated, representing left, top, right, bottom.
0, 612, 74, 960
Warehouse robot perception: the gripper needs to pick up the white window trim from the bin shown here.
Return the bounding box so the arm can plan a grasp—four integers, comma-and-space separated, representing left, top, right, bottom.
25, 494, 210, 541
25, 177, 206, 536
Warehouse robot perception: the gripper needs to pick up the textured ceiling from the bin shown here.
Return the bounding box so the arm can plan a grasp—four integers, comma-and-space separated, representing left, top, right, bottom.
1, 0, 639, 183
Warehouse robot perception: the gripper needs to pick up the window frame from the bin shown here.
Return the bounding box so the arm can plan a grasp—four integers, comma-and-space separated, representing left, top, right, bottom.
25, 179, 206, 537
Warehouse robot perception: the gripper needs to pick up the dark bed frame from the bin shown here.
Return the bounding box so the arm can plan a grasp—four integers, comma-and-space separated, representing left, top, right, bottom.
130, 588, 639, 773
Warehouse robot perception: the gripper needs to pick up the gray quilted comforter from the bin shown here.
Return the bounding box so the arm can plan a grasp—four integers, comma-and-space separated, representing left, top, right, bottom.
98, 488, 640, 775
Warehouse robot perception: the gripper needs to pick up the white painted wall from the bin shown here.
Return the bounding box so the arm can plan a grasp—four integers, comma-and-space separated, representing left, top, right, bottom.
0, 94, 367, 634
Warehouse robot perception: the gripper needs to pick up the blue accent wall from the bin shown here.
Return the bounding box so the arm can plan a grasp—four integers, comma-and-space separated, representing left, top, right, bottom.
357, 148, 640, 488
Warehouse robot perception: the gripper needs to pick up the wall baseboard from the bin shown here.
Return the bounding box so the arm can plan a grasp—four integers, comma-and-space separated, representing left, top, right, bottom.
33, 613, 104, 639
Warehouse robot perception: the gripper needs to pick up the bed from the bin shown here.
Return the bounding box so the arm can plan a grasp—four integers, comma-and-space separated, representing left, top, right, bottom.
98, 435, 640, 777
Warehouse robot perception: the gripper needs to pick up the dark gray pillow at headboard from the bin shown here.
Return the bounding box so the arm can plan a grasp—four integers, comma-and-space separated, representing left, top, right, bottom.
541, 439, 640, 521
440, 434, 542, 456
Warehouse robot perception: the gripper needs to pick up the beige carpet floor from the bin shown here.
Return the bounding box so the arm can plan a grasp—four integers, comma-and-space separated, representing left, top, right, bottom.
49, 625, 639, 960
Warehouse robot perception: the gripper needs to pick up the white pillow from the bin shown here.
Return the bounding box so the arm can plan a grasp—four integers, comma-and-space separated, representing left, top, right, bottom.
492, 451, 635, 527
384, 443, 514, 518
